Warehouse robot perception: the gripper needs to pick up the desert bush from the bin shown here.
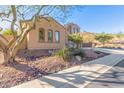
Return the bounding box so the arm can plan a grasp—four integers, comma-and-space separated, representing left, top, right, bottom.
54, 47, 71, 60
82, 32, 96, 43
68, 34, 83, 48
95, 33, 113, 45
54, 47, 85, 61
2, 29, 17, 35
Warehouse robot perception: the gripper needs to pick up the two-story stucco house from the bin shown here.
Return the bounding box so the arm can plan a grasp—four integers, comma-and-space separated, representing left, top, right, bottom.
20, 16, 66, 50
64, 22, 80, 47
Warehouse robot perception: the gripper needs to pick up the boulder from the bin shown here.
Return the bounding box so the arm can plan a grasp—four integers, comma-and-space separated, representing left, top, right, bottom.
83, 49, 98, 58
75, 55, 82, 61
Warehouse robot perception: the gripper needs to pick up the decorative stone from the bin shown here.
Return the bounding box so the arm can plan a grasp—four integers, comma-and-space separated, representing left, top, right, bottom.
75, 56, 82, 61
38, 73, 42, 76
27, 77, 31, 81
83, 49, 98, 58
48, 50, 54, 54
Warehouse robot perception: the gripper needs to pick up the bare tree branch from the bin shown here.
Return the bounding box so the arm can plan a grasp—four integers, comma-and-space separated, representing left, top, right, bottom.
0, 35, 8, 51
1, 18, 19, 28
0, 11, 11, 18
11, 5, 17, 38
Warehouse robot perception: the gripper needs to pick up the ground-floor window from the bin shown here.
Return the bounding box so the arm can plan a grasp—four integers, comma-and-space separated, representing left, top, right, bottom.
39, 28, 45, 42
55, 31, 60, 43
48, 29, 53, 43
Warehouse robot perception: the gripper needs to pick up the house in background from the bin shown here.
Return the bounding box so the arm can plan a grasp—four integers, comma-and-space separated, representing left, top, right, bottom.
20, 16, 66, 50
64, 22, 80, 47
64, 23, 80, 34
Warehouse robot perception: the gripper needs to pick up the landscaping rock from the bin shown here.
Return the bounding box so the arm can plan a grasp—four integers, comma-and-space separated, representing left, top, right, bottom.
38, 73, 42, 76
0, 50, 108, 88
83, 49, 98, 58
75, 56, 82, 61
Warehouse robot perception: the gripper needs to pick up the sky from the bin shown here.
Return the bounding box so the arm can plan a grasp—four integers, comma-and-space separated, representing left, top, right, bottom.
66, 5, 124, 34
1, 5, 124, 34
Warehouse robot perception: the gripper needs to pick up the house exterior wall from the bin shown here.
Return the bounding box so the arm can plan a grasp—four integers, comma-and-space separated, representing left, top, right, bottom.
26, 17, 66, 50
65, 23, 80, 34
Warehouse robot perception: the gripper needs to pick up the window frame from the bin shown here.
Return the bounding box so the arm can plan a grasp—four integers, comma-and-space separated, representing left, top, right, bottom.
47, 29, 53, 43
55, 31, 60, 43
39, 28, 45, 43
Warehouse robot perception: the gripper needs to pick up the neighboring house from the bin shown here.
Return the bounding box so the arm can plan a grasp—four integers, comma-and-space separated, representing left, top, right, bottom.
64, 22, 80, 47
64, 23, 80, 34
20, 16, 66, 50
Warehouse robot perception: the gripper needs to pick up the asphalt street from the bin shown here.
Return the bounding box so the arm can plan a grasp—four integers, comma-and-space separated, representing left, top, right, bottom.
86, 59, 124, 88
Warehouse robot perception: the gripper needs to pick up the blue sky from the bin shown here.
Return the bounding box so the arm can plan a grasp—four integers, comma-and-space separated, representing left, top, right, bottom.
1, 5, 124, 34
66, 5, 124, 34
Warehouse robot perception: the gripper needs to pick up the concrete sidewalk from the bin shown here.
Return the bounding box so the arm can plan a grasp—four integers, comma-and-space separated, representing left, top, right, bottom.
13, 48, 124, 88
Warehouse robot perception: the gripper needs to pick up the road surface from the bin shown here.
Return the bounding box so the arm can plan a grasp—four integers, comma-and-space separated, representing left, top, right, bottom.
86, 59, 124, 88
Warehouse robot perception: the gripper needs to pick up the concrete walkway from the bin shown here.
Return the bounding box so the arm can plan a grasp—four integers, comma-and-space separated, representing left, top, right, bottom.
13, 48, 124, 88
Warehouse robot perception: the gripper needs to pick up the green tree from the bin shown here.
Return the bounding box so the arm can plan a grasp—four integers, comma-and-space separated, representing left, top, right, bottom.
2, 29, 17, 35
68, 34, 83, 48
95, 33, 113, 45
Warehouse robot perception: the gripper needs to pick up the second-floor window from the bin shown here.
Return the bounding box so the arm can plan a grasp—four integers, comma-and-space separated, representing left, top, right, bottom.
48, 29, 53, 43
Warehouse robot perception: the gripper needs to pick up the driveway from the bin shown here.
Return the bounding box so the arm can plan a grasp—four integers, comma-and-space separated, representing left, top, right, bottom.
86, 59, 124, 88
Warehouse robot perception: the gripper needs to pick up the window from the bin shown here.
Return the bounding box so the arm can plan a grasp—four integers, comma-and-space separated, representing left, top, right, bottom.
69, 26, 72, 34
77, 28, 79, 33
55, 31, 60, 43
39, 28, 45, 42
73, 28, 75, 33
48, 29, 53, 43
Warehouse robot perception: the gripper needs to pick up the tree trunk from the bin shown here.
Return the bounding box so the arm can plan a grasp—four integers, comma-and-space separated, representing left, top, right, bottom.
0, 50, 15, 65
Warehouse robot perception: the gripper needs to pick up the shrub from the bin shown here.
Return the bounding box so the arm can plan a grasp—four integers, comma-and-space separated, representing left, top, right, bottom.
2, 29, 17, 35
68, 34, 83, 48
95, 33, 113, 45
81, 31, 96, 43
54, 48, 85, 61
54, 47, 71, 60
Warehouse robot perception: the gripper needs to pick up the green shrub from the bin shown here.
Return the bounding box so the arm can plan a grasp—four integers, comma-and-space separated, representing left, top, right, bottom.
54, 47, 71, 60
68, 34, 83, 48
2, 29, 17, 35
95, 33, 113, 45
54, 48, 85, 61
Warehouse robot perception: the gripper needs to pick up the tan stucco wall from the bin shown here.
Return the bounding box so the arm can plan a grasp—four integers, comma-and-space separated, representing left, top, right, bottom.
26, 17, 66, 50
